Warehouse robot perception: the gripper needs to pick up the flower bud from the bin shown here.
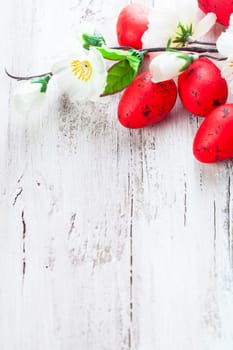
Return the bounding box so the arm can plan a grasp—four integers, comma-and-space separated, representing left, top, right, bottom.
149, 52, 198, 83
14, 75, 51, 113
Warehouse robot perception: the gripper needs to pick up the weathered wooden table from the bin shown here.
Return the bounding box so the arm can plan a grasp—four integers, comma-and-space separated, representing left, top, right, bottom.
1, 1, 233, 349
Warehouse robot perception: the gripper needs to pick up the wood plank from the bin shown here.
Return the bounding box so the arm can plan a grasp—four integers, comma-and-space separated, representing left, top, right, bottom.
0, 1, 132, 349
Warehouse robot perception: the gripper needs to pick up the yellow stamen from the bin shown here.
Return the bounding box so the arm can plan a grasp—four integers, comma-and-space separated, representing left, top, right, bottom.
70, 60, 92, 82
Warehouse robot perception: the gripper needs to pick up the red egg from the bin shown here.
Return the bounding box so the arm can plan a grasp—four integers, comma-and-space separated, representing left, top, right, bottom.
193, 104, 233, 163
116, 3, 149, 50
198, 0, 233, 26
178, 58, 228, 117
118, 71, 177, 129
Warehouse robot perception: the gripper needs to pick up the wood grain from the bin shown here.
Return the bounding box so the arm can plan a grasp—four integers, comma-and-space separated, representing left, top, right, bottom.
1, 0, 233, 349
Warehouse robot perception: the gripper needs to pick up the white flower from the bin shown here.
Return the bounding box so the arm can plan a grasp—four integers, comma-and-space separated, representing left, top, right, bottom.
216, 14, 233, 94
216, 14, 233, 57
14, 75, 50, 113
52, 48, 107, 101
149, 52, 198, 82
220, 58, 233, 94
142, 0, 216, 48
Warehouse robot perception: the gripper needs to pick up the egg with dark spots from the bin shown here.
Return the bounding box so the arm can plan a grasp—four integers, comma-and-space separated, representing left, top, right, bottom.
178, 58, 228, 117
193, 104, 233, 163
198, 0, 233, 26
118, 71, 177, 129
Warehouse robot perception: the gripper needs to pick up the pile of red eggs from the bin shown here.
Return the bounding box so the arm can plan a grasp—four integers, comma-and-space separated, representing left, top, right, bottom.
115, 1, 233, 163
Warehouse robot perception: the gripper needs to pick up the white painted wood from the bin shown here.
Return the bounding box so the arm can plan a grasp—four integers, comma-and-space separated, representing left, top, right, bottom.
1, 1, 233, 349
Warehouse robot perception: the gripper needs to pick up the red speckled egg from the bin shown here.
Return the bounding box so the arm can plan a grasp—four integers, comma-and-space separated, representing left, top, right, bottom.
178, 57, 228, 117
118, 71, 177, 129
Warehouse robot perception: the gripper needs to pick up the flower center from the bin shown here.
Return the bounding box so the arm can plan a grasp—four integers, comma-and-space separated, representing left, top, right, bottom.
71, 60, 92, 82
172, 22, 193, 47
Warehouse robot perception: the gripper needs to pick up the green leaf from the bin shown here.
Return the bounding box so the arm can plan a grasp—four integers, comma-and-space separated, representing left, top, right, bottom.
166, 38, 172, 49
127, 54, 142, 73
100, 48, 145, 96
97, 47, 131, 61
102, 60, 137, 96
82, 32, 106, 50
31, 74, 51, 93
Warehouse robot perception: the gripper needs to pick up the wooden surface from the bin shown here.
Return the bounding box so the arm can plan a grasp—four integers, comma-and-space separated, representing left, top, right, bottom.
1, 1, 233, 349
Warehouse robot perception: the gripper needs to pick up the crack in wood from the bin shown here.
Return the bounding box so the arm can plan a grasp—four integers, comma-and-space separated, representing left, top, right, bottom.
21, 210, 26, 279
139, 129, 144, 184
22, 210, 26, 242
68, 213, 77, 239
17, 174, 24, 184
196, 115, 200, 130
128, 129, 134, 349
22, 260, 26, 276
13, 187, 23, 206
130, 196, 134, 323
128, 328, 131, 349
128, 194, 134, 349
127, 173, 131, 198
129, 195, 134, 349
226, 176, 232, 266
226, 176, 231, 226
199, 168, 203, 191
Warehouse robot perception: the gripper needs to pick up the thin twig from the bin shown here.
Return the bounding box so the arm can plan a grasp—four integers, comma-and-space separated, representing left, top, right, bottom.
199, 54, 227, 61
111, 45, 219, 54
145, 46, 219, 53
5, 44, 225, 81
5, 68, 53, 80
188, 39, 216, 46
110, 46, 135, 50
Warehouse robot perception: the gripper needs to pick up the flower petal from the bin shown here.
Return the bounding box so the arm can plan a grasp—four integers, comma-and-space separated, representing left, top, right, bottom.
194, 12, 216, 38
142, 7, 178, 48
176, 0, 196, 24
217, 14, 233, 57
14, 81, 46, 113
217, 32, 233, 57
220, 58, 233, 94
52, 48, 107, 101
142, 0, 207, 48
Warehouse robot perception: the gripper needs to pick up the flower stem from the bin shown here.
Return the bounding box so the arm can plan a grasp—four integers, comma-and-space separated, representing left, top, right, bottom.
5, 44, 225, 81
119, 46, 226, 60
5, 68, 53, 80
111, 45, 220, 54
144, 46, 219, 54
188, 39, 216, 46
199, 54, 227, 61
